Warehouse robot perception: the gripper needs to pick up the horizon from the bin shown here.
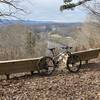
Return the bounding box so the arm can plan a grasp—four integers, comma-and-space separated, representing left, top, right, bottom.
0, 19, 84, 24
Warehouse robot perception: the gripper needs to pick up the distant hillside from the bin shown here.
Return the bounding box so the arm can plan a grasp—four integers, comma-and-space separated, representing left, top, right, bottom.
0, 19, 82, 26
0, 19, 82, 33
0, 20, 84, 60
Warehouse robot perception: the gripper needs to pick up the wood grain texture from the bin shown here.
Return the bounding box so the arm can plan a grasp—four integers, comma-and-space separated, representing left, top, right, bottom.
0, 48, 100, 75
72, 48, 100, 61
0, 57, 42, 75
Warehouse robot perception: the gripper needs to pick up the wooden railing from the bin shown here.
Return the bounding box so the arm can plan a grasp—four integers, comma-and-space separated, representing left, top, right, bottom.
72, 48, 100, 63
0, 48, 100, 79
0, 57, 42, 79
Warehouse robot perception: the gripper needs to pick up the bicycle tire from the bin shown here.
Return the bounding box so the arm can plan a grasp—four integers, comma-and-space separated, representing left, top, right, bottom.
67, 55, 81, 73
38, 56, 55, 76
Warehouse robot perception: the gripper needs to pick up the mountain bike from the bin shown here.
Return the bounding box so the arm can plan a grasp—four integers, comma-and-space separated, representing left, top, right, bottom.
37, 46, 82, 76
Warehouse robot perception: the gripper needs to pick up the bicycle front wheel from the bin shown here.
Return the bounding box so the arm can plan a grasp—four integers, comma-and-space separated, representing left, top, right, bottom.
67, 55, 81, 73
38, 56, 55, 76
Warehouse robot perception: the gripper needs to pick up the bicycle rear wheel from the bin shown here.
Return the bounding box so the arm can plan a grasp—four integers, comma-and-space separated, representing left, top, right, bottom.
38, 56, 55, 76
67, 55, 81, 73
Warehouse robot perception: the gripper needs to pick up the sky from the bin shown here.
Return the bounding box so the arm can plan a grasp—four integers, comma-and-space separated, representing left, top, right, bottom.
21, 0, 88, 22
1, 0, 88, 23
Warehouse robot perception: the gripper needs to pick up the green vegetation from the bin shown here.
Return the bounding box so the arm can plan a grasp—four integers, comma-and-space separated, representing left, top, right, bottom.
60, 0, 91, 11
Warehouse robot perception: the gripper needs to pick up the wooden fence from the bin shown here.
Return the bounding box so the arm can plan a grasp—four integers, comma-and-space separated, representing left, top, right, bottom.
0, 57, 42, 79
72, 48, 100, 63
0, 48, 100, 79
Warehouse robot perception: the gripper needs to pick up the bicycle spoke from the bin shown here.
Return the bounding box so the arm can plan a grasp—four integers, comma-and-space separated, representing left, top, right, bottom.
67, 55, 81, 73
38, 57, 55, 75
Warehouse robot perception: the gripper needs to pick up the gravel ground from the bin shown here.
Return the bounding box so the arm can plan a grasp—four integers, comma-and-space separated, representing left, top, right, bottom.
0, 61, 100, 100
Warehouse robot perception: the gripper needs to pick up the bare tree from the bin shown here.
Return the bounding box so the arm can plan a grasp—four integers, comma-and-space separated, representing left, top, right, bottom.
60, 0, 100, 17
83, 0, 100, 17
0, 0, 25, 17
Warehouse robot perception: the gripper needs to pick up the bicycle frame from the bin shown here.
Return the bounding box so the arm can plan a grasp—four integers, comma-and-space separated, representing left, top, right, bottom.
50, 49, 70, 67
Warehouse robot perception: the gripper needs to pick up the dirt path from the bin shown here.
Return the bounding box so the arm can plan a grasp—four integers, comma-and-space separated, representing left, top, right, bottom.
0, 61, 100, 100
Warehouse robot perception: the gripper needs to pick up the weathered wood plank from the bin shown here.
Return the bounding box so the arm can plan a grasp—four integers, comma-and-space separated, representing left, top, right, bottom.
0, 48, 100, 76
0, 57, 42, 75
72, 48, 100, 61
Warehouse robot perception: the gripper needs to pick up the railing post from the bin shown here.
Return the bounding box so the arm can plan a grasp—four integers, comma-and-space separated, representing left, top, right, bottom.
6, 74, 10, 80
85, 60, 89, 64
31, 71, 34, 75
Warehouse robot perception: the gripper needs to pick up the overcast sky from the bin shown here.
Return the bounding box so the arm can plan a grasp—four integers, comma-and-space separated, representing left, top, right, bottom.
2, 0, 88, 22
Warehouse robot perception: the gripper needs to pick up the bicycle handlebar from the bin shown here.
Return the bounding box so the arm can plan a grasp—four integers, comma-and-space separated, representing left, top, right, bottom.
61, 46, 72, 50
48, 46, 72, 51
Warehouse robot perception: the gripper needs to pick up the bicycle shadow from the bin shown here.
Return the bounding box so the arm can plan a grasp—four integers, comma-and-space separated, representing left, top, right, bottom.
80, 61, 100, 72
51, 61, 100, 76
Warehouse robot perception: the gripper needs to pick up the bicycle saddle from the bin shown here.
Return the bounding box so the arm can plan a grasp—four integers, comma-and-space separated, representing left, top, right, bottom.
61, 46, 72, 50
48, 48, 55, 51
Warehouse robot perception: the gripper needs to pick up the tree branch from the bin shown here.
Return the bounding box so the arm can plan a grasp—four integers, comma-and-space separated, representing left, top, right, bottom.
60, 0, 92, 11
0, 0, 26, 17
1, 0, 26, 12
84, 4, 100, 17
